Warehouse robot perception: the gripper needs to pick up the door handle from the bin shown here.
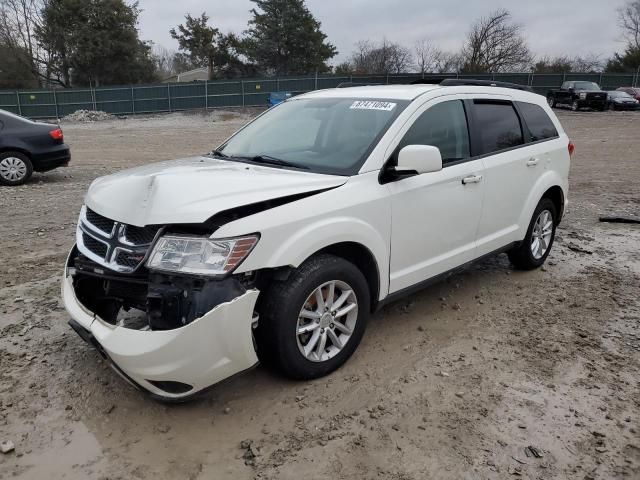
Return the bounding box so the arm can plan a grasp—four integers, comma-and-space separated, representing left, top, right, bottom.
462, 174, 483, 185
526, 158, 540, 167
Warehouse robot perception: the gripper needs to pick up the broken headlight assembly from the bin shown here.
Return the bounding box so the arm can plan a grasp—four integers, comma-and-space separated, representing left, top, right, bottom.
146, 234, 259, 276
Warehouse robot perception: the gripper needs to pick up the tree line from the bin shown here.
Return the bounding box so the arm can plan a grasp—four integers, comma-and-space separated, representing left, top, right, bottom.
1, 0, 640, 90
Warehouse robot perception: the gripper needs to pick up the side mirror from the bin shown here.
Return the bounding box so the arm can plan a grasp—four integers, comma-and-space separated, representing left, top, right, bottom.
396, 145, 443, 175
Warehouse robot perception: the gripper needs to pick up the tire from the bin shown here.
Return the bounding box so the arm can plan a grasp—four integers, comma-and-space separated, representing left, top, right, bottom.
571, 100, 580, 112
256, 254, 370, 380
0, 152, 33, 186
547, 97, 556, 108
508, 198, 557, 271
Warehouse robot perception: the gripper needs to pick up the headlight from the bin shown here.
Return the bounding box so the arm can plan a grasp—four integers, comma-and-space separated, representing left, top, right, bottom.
146, 234, 259, 275
579, 92, 587, 99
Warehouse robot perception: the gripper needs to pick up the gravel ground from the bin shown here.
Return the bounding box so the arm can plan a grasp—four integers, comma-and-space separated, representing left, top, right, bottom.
0, 109, 639, 480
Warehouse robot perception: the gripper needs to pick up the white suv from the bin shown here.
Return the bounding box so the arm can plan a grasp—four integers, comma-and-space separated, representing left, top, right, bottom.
62, 81, 571, 400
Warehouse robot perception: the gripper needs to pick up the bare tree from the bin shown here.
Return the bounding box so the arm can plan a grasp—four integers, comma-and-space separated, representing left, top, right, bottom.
0, 0, 45, 81
414, 37, 442, 73
534, 54, 603, 73
618, 0, 640, 50
152, 45, 180, 79
460, 9, 532, 73
348, 39, 412, 74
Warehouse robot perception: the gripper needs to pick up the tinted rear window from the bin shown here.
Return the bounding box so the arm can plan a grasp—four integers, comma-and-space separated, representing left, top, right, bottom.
473, 101, 524, 154
517, 102, 558, 142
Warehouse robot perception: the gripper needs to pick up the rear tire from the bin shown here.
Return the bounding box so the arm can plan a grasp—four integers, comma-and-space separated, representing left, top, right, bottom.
256, 254, 370, 380
547, 97, 556, 108
508, 198, 557, 270
0, 152, 32, 186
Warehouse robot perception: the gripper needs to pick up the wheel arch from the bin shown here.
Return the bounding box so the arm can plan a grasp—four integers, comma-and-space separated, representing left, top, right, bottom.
313, 242, 381, 313
0, 147, 32, 159
541, 185, 565, 224
517, 171, 568, 240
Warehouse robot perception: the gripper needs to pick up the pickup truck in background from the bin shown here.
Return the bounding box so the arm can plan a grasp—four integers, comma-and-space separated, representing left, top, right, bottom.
547, 81, 608, 111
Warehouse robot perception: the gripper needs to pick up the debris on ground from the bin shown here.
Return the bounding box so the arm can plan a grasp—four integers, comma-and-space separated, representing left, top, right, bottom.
63, 110, 113, 122
1, 440, 15, 454
240, 440, 258, 466
599, 215, 640, 224
525, 446, 543, 458
566, 242, 594, 254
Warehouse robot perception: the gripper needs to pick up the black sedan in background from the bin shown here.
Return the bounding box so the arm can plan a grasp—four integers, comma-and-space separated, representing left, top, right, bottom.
0, 109, 70, 185
606, 91, 640, 111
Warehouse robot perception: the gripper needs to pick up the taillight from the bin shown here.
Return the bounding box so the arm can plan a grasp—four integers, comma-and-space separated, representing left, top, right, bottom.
49, 128, 63, 141
568, 141, 575, 157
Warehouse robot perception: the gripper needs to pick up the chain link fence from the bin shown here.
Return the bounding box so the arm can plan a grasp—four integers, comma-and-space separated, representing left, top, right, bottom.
1, 72, 638, 119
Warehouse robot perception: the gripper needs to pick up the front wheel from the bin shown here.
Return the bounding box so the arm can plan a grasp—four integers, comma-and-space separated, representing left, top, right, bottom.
547, 97, 556, 108
508, 198, 557, 270
256, 254, 370, 380
571, 100, 580, 112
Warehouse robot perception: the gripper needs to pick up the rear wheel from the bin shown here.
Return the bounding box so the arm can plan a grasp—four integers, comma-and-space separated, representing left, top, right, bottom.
256, 254, 370, 380
547, 97, 556, 108
0, 152, 33, 186
508, 198, 557, 270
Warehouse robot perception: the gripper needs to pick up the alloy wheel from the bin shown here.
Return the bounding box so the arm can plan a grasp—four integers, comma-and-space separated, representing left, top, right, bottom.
530, 209, 553, 260
0, 157, 28, 182
296, 280, 358, 362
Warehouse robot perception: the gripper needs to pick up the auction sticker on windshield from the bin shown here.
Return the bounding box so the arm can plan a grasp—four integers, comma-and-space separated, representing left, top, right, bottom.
350, 100, 397, 111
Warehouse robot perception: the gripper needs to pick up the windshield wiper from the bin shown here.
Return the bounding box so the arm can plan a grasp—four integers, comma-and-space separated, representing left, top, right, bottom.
210, 149, 230, 158
248, 155, 309, 170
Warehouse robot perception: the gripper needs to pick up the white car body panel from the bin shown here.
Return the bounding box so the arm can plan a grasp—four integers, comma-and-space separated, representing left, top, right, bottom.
85, 157, 347, 226
62, 83, 570, 399
216, 171, 392, 299
62, 271, 259, 399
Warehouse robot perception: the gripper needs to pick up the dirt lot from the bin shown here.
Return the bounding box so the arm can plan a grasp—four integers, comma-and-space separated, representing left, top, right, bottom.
0, 109, 639, 480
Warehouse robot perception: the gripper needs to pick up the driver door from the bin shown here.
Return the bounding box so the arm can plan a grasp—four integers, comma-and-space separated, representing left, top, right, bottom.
386, 97, 485, 293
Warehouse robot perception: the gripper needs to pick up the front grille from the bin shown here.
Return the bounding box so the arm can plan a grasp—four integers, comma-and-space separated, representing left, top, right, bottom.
115, 250, 144, 269
124, 225, 160, 245
82, 232, 108, 258
86, 207, 115, 234
78, 206, 161, 273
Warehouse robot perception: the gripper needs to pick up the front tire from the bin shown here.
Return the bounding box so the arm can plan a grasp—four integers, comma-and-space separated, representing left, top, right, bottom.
571, 100, 580, 112
508, 198, 557, 270
256, 254, 370, 380
547, 97, 556, 108
0, 152, 33, 186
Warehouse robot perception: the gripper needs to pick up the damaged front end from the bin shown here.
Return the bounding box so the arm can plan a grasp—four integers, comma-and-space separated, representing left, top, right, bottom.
62, 206, 262, 400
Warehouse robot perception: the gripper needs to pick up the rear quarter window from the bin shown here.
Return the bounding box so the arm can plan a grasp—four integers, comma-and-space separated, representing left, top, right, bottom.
517, 102, 559, 142
473, 101, 524, 155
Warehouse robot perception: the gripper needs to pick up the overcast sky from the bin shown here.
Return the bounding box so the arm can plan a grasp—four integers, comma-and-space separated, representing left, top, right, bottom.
137, 0, 627, 65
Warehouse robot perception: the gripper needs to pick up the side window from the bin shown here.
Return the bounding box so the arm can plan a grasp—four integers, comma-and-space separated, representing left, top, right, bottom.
517, 102, 559, 142
398, 100, 470, 165
473, 101, 524, 154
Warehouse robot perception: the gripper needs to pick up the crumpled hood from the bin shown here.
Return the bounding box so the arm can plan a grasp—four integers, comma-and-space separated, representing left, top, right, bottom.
85, 157, 347, 227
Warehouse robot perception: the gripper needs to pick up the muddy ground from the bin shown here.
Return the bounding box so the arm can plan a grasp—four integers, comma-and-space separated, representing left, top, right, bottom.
0, 109, 639, 480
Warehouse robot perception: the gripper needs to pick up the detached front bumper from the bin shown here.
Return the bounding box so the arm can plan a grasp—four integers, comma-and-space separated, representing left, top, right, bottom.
62, 260, 260, 401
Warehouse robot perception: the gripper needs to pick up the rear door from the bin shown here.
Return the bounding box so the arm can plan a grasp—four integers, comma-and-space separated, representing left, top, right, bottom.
471, 98, 539, 256
387, 96, 485, 293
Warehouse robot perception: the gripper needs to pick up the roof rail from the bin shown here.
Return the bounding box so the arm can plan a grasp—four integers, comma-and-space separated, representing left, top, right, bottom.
439, 78, 534, 92
337, 82, 384, 88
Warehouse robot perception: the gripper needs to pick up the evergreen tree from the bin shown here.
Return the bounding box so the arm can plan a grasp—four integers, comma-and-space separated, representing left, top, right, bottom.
37, 0, 157, 87
241, 0, 337, 75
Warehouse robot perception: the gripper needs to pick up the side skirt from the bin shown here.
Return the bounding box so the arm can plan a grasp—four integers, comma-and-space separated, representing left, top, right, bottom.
375, 242, 519, 312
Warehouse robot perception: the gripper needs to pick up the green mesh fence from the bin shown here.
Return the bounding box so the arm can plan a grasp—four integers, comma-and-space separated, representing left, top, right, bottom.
1, 73, 638, 119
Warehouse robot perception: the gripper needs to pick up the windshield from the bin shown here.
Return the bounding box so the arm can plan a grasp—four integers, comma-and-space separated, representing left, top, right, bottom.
573, 82, 600, 91
218, 97, 408, 175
